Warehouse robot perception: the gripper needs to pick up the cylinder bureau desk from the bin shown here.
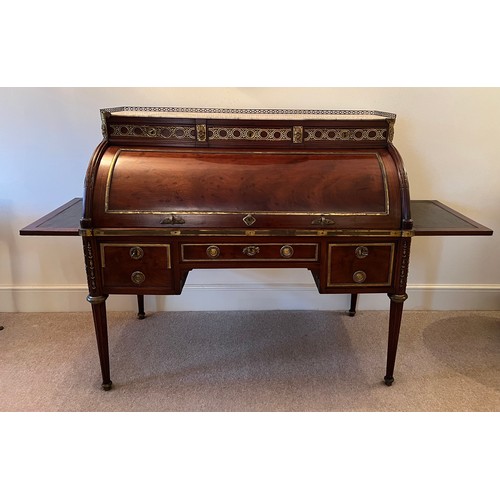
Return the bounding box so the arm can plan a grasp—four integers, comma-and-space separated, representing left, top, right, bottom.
20, 107, 493, 390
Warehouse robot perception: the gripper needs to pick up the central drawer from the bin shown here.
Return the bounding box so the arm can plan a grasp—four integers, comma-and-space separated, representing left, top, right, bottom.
181, 243, 319, 262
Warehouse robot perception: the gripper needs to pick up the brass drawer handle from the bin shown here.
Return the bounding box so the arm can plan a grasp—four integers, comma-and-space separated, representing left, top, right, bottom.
355, 246, 369, 259
242, 246, 260, 257
131, 271, 146, 285
311, 215, 335, 226
206, 245, 220, 258
129, 246, 144, 260
280, 245, 294, 258
160, 214, 185, 225
353, 271, 367, 283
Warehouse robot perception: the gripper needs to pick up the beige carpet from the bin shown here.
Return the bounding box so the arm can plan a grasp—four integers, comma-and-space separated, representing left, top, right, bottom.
0, 310, 498, 411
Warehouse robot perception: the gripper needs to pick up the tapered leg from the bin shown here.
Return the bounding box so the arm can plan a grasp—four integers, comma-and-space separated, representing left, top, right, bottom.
384, 293, 408, 386
87, 295, 112, 391
348, 294, 358, 317
137, 294, 146, 320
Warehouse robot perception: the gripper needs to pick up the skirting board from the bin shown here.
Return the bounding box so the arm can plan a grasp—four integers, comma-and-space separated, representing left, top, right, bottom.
1, 283, 499, 312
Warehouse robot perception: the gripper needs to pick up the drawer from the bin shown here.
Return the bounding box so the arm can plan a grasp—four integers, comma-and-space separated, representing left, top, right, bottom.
181, 243, 319, 262
100, 243, 172, 289
327, 243, 394, 287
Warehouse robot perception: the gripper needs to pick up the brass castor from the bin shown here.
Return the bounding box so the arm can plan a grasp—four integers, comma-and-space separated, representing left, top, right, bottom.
137, 312, 146, 320
384, 376, 394, 386
101, 381, 113, 391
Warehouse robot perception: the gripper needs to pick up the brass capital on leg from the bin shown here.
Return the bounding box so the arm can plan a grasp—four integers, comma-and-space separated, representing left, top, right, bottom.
86, 294, 108, 305
388, 293, 408, 303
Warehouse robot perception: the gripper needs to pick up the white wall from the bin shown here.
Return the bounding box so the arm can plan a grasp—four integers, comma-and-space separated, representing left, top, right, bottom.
1, 87, 499, 312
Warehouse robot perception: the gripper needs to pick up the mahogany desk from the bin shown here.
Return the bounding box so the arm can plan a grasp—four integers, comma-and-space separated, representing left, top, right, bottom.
20, 107, 493, 390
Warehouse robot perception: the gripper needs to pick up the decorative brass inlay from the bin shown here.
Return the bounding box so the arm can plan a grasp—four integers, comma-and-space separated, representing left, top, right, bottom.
311, 216, 335, 226
109, 124, 196, 140
293, 126, 303, 143
242, 245, 260, 257
243, 214, 256, 226
399, 238, 411, 289
131, 271, 146, 285
355, 246, 369, 259
209, 127, 292, 141
304, 128, 386, 142
206, 245, 220, 258
280, 245, 294, 258
196, 124, 207, 142
353, 271, 367, 283
84, 241, 97, 291
129, 246, 144, 260
104, 149, 390, 217
161, 215, 186, 225
327, 243, 395, 287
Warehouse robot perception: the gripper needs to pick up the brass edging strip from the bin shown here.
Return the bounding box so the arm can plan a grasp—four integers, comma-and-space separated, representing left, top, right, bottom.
326, 243, 395, 287
104, 149, 390, 216
89, 228, 414, 238
89, 228, 415, 238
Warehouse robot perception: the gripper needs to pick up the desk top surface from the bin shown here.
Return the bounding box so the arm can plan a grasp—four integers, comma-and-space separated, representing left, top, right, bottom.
19, 198, 493, 237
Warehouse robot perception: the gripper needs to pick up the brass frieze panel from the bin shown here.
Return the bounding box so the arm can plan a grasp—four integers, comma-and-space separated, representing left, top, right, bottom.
109, 124, 196, 140
304, 128, 387, 141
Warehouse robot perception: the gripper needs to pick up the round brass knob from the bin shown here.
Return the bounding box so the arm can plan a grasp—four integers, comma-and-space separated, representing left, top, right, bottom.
129, 246, 144, 260
206, 245, 220, 258
353, 271, 367, 283
280, 245, 294, 258
242, 246, 260, 257
131, 271, 146, 285
355, 246, 369, 259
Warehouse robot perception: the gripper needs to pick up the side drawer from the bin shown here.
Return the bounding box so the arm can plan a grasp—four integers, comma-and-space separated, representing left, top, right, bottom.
181, 243, 319, 262
327, 243, 394, 287
100, 243, 172, 289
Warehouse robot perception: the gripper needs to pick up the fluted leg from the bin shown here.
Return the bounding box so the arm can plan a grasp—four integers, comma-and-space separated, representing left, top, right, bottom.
384, 293, 408, 386
137, 294, 146, 320
87, 295, 112, 391
348, 293, 358, 317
